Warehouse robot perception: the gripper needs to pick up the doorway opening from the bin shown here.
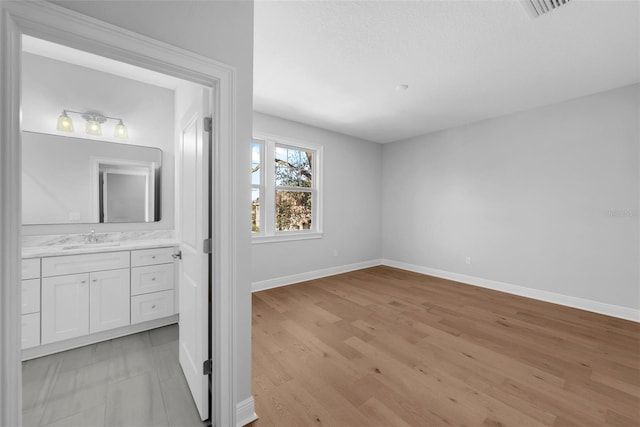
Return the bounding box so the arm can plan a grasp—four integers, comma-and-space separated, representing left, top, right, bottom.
0, 3, 240, 425
19, 34, 213, 425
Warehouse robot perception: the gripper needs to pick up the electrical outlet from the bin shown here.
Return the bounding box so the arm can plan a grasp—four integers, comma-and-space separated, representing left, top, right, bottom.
465, 256, 472, 265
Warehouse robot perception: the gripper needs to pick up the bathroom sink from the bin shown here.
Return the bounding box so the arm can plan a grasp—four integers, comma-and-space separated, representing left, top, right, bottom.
62, 242, 121, 250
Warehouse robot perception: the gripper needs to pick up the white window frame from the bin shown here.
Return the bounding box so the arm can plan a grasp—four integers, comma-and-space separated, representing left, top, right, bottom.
251, 139, 265, 234
252, 132, 323, 244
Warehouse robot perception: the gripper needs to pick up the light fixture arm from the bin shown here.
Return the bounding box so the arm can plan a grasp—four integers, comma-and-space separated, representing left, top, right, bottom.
62, 109, 124, 124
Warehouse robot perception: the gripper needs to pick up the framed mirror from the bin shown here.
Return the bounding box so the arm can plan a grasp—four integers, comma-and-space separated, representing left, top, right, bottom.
22, 131, 162, 225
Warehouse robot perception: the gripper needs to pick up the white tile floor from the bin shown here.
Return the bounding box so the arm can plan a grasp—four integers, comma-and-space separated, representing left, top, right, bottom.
22, 324, 208, 427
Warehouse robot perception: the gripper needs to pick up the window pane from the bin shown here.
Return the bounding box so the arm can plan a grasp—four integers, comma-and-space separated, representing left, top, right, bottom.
276, 190, 312, 231
251, 187, 261, 233
251, 140, 262, 186
275, 146, 312, 188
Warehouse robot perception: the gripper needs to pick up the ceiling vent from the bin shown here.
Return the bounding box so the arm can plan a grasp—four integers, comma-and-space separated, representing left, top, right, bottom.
521, 0, 572, 18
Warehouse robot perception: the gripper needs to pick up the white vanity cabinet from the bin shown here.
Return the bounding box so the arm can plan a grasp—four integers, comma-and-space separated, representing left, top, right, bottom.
131, 247, 175, 324
22, 245, 177, 355
41, 251, 130, 344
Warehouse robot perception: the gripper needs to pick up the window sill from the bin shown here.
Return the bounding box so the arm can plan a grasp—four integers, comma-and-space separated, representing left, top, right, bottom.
252, 232, 323, 244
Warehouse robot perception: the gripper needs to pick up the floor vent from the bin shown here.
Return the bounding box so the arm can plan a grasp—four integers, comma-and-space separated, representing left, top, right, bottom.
521, 0, 572, 18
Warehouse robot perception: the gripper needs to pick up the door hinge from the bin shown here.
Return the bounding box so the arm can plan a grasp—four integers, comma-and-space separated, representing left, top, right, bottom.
203, 238, 212, 254
203, 359, 212, 375
203, 116, 213, 133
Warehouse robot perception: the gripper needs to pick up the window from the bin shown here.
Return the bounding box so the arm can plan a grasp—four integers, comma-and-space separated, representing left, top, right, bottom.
251, 140, 263, 233
251, 135, 322, 242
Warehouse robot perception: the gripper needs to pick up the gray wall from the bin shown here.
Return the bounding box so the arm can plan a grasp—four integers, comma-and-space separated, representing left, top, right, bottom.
52, 0, 255, 408
252, 112, 383, 285
382, 84, 639, 310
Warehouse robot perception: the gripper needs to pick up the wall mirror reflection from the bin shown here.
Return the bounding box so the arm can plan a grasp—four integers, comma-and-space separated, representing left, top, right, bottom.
22, 130, 162, 225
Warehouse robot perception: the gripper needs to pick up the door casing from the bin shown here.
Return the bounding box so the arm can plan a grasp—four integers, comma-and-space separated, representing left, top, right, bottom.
0, 3, 240, 426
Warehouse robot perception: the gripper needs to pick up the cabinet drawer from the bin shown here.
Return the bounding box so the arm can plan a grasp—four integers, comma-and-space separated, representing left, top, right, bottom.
21, 313, 40, 349
42, 251, 129, 277
22, 279, 40, 315
131, 290, 174, 324
22, 258, 40, 280
131, 247, 175, 267
131, 263, 174, 296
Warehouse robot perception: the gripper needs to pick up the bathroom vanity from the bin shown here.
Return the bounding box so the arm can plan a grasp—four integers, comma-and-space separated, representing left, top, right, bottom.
21, 235, 179, 360
19, 129, 180, 360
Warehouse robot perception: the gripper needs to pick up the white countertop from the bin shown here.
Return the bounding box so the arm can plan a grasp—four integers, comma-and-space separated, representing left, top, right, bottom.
22, 238, 179, 258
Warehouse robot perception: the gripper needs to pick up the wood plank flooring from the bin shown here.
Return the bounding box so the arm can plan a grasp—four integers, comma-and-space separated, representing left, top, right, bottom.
250, 266, 640, 426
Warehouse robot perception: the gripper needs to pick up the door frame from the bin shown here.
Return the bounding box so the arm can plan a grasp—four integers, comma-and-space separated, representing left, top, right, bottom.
0, 3, 240, 426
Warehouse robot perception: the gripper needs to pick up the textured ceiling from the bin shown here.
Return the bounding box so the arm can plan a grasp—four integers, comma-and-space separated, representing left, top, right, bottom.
254, 0, 640, 143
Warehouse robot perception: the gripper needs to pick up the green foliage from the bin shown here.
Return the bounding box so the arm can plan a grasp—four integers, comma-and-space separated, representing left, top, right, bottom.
276, 191, 312, 231
251, 201, 260, 233
275, 147, 312, 188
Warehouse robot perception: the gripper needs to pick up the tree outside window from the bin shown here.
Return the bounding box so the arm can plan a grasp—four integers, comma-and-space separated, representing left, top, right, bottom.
275, 145, 313, 231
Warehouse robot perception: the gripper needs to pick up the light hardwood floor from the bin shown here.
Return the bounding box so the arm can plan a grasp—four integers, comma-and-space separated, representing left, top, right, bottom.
250, 266, 640, 426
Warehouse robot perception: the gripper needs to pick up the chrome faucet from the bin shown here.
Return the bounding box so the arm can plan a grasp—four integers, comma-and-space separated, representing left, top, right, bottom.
85, 229, 100, 244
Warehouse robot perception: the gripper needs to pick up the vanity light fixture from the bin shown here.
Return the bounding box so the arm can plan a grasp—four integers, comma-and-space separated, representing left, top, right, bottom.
56, 110, 74, 132
56, 109, 129, 139
83, 112, 106, 136
114, 119, 129, 139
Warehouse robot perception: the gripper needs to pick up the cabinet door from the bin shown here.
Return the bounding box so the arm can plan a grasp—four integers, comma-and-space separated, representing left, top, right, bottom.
89, 268, 130, 333
41, 273, 89, 344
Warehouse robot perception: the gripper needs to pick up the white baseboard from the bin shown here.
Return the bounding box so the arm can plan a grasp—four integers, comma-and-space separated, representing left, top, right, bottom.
237, 396, 258, 426
252, 259, 382, 292
21, 315, 179, 361
382, 259, 640, 323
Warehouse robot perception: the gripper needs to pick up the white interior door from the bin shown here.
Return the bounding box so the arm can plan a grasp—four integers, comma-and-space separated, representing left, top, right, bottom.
178, 88, 211, 421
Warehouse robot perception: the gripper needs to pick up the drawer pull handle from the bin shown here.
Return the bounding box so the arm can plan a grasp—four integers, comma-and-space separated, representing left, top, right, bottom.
81, 280, 87, 284
151, 256, 156, 259
92, 279, 97, 283
152, 304, 156, 309
151, 277, 156, 281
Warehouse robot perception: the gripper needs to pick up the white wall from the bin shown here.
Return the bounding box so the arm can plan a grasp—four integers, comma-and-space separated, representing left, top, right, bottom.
50, 0, 256, 410
252, 112, 382, 287
21, 52, 175, 233
382, 84, 640, 313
